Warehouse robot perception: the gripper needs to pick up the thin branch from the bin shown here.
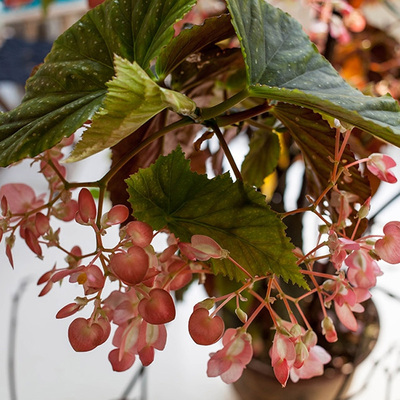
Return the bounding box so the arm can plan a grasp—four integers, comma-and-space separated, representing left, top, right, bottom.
207, 120, 242, 181
8, 278, 32, 400
119, 365, 145, 400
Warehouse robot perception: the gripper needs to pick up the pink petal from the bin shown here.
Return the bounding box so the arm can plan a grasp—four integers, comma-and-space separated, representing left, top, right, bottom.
220, 362, 245, 384
367, 154, 397, 183
334, 302, 358, 331
375, 221, 400, 264
0, 183, 44, 214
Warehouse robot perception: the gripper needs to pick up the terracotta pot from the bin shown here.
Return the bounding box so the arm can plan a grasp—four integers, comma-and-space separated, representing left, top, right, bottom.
233, 300, 379, 400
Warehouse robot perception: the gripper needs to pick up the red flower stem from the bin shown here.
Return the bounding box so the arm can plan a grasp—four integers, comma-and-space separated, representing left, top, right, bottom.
281, 206, 311, 219
210, 292, 237, 318
313, 182, 335, 208
306, 264, 328, 318
242, 298, 267, 331
300, 269, 337, 280
43, 156, 69, 187
350, 217, 362, 241
311, 208, 331, 226
314, 129, 352, 208
210, 279, 258, 318
361, 234, 383, 240
296, 241, 327, 265
344, 157, 369, 170
272, 277, 297, 324
336, 129, 352, 167
227, 255, 253, 279
285, 287, 319, 303
88, 298, 102, 325
135, 286, 150, 299
294, 302, 312, 330
86, 251, 101, 268
211, 292, 236, 305
246, 281, 279, 329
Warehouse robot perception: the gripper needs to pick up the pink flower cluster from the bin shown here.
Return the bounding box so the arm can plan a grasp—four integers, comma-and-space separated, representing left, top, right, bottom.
270, 326, 331, 387
1, 131, 399, 389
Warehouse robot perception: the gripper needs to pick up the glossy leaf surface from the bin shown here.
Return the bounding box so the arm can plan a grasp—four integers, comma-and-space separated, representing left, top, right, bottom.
0, 0, 196, 167
227, 0, 400, 145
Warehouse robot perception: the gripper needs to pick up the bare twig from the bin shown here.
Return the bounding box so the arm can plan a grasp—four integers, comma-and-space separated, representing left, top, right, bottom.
8, 278, 32, 400
118, 365, 146, 400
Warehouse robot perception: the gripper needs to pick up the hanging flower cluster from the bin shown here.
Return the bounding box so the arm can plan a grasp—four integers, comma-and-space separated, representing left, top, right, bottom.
0, 126, 399, 387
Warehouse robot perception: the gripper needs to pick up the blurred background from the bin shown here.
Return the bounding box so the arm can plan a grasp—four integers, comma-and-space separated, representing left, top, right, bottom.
1, 0, 400, 399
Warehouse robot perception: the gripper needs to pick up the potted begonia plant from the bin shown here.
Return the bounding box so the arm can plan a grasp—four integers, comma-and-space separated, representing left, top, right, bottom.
1, 0, 400, 396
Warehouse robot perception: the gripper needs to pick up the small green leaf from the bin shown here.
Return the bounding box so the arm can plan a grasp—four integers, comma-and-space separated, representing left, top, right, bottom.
226, 0, 400, 146
242, 128, 280, 188
68, 57, 197, 161
126, 148, 306, 287
0, 0, 196, 167
156, 14, 235, 80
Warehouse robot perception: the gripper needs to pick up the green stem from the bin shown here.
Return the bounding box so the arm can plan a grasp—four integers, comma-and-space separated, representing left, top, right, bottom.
216, 102, 271, 127
200, 89, 250, 121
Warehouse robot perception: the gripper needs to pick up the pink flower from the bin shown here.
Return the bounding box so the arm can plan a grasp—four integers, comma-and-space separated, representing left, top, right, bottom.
366, 153, 397, 183
375, 221, 400, 264
334, 301, 363, 331
330, 190, 359, 221
103, 289, 139, 325
323, 277, 363, 331
101, 204, 129, 227
179, 235, 229, 261
290, 345, 331, 382
345, 249, 382, 289
113, 318, 141, 359
69, 264, 105, 295
270, 331, 296, 387
207, 328, 253, 384
328, 231, 360, 269
137, 321, 167, 366
0, 183, 45, 214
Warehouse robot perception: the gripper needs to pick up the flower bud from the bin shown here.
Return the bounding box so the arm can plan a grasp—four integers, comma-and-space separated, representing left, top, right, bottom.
302, 329, 317, 349
321, 316, 338, 343
294, 340, 309, 368
235, 308, 248, 323
289, 324, 302, 339
194, 298, 215, 311
358, 197, 371, 219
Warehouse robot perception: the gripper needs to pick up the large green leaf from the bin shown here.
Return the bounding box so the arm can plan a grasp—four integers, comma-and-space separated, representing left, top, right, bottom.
226, 0, 400, 146
126, 148, 306, 287
0, 0, 196, 167
68, 57, 197, 161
